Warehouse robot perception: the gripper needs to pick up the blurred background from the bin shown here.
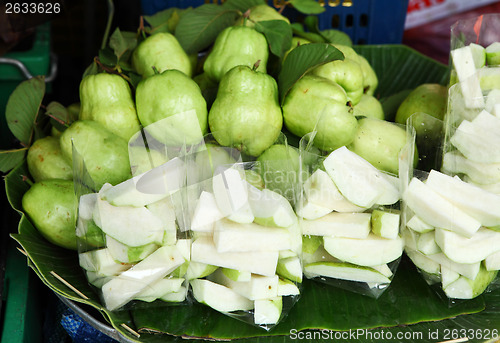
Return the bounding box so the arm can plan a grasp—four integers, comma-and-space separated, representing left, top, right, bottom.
1, 0, 500, 342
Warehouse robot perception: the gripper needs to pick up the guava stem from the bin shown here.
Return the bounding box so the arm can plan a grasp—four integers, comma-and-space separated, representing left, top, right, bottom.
101, 0, 115, 50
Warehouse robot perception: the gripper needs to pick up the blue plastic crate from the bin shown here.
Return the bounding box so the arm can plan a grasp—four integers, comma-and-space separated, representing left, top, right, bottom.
140, 0, 409, 45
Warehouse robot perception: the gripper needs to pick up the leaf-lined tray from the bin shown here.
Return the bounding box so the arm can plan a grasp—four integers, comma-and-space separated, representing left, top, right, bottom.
7, 45, 500, 343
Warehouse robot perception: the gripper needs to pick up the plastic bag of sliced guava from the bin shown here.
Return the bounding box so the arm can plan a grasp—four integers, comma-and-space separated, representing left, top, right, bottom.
404, 15, 500, 302
401, 165, 500, 302
175, 130, 302, 331
443, 14, 500, 193
297, 118, 415, 298
74, 111, 201, 312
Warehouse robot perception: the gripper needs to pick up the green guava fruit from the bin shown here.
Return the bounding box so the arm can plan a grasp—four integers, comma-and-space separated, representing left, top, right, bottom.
79, 73, 141, 141
203, 26, 268, 83
135, 69, 208, 146
22, 179, 78, 250
310, 44, 365, 105
132, 32, 192, 78
282, 74, 358, 152
209, 65, 282, 157
60, 120, 131, 189
27, 136, 73, 182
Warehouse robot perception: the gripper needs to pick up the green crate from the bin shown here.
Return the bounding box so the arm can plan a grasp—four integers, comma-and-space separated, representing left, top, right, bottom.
0, 22, 52, 149
1, 239, 43, 343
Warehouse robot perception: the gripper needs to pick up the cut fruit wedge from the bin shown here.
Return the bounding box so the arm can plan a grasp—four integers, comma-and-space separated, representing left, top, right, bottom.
403, 177, 481, 238
190, 279, 254, 313
134, 277, 185, 302
304, 261, 391, 284
276, 256, 302, 283
295, 198, 332, 220
441, 265, 460, 290
434, 228, 500, 264
451, 45, 485, 108
222, 268, 251, 282
213, 167, 254, 223
254, 297, 283, 325
300, 212, 371, 239
371, 210, 400, 239
404, 248, 440, 276
277, 278, 300, 296
486, 41, 500, 66
213, 219, 291, 253
105, 235, 158, 263
425, 252, 480, 280
406, 215, 434, 234
444, 265, 498, 299
442, 150, 500, 185
323, 233, 404, 267
101, 245, 185, 311
79, 248, 131, 275
191, 191, 224, 232
210, 269, 279, 300
451, 119, 500, 163
247, 186, 297, 228
94, 196, 164, 247
426, 169, 500, 227
191, 236, 279, 276
323, 146, 400, 208
303, 169, 365, 213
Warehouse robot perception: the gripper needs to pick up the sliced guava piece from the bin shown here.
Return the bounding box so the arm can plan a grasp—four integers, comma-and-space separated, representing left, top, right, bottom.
190, 279, 254, 312
403, 177, 481, 238
301, 212, 371, 239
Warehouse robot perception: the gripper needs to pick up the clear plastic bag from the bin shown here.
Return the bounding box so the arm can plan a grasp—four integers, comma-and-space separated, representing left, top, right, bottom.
403, 114, 500, 303
74, 111, 202, 312
176, 130, 302, 331
297, 119, 415, 298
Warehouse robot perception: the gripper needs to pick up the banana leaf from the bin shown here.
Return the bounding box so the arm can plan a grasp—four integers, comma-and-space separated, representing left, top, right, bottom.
7, 45, 500, 343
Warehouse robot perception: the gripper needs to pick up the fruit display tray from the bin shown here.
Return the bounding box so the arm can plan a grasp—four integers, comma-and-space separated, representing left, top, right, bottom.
8, 44, 500, 343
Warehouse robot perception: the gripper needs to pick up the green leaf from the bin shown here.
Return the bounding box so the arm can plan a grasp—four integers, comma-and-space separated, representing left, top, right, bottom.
130, 258, 485, 340
5, 161, 30, 212
291, 24, 326, 43
222, 0, 265, 12
109, 28, 137, 62
98, 47, 118, 67
354, 45, 450, 99
45, 101, 76, 128
175, 4, 240, 54
321, 29, 352, 47
0, 148, 27, 173
5, 76, 45, 146
278, 43, 344, 102
144, 7, 177, 33
289, 0, 325, 14
254, 20, 293, 58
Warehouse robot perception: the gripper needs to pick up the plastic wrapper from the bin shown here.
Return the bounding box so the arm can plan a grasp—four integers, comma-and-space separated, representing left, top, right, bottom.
74, 111, 202, 312
443, 14, 500, 193
175, 130, 302, 331
297, 118, 415, 299
403, 115, 500, 303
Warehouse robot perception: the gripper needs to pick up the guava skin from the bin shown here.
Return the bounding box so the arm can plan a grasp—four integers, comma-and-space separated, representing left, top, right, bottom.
395, 83, 447, 127
357, 54, 378, 96
310, 44, 365, 105
239, 4, 290, 27
203, 26, 269, 83
60, 120, 131, 189
135, 69, 208, 145
79, 73, 141, 141
348, 117, 417, 175
209, 65, 283, 157
132, 32, 192, 78
27, 136, 73, 182
282, 74, 358, 152
22, 179, 78, 250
